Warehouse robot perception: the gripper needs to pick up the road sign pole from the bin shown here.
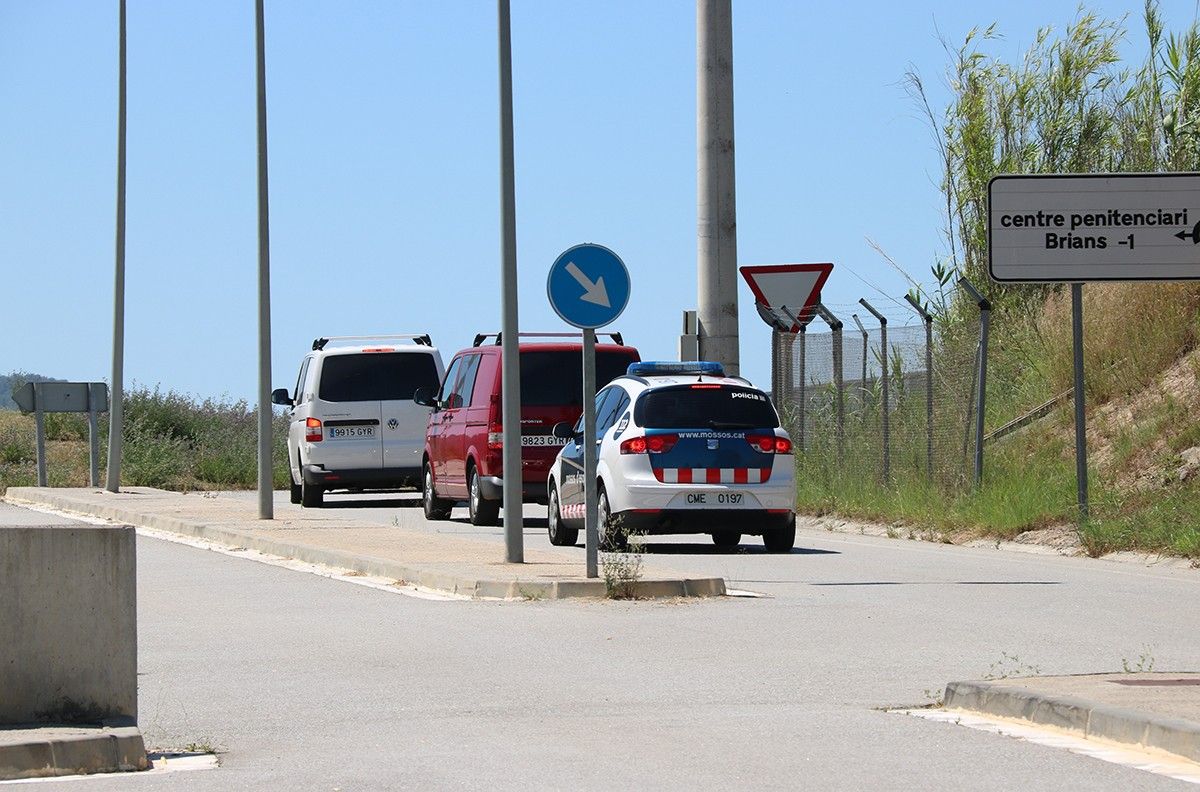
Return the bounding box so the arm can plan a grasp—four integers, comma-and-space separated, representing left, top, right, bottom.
1072, 283, 1089, 522
255, 0, 274, 520
582, 329, 598, 578
34, 383, 47, 487
106, 0, 127, 494
498, 0, 523, 563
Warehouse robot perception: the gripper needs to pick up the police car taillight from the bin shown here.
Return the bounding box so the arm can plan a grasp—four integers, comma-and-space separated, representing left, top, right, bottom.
305, 417, 323, 442
620, 434, 678, 454
747, 433, 791, 454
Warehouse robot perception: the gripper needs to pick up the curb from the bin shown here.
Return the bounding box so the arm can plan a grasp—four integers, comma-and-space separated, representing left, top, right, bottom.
5, 489, 726, 601
943, 679, 1200, 763
0, 726, 147, 781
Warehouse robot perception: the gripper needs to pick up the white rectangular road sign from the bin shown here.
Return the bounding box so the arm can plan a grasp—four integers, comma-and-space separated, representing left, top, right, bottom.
989, 173, 1200, 282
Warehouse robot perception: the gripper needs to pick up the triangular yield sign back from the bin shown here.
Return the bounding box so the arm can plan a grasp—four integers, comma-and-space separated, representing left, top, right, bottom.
740, 263, 833, 332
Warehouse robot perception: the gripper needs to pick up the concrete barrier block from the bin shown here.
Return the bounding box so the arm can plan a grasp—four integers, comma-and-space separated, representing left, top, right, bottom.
0, 525, 137, 724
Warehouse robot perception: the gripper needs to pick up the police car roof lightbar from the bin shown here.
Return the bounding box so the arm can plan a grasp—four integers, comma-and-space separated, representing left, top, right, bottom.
472, 332, 625, 347
627, 361, 725, 377
312, 334, 432, 351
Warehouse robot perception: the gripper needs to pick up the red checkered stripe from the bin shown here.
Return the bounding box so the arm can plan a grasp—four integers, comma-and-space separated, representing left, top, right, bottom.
560, 503, 587, 520
653, 467, 772, 484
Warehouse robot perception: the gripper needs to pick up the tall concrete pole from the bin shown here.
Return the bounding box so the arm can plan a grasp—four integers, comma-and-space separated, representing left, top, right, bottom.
255, 0, 274, 519
105, 0, 127, 494
498, 0, 523, 562
696, 0, 739, 375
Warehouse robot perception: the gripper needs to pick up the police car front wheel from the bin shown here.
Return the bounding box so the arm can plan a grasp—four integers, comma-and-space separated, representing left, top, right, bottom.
547, 485, 578, 546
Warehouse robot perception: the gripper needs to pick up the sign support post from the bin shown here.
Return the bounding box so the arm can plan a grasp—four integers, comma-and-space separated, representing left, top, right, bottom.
498, 0, 523, 564
88, 384, 101, 486
547, 244, 632, 579
582, 329, 599, 578
1072, 283, 1088, 521
34, 383, 47, 487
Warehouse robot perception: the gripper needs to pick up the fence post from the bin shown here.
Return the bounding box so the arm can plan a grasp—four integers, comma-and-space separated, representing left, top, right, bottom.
815, 303, 844, 461
851, 313, 868, 414
904, 294, 934, 481
858, 299, 889, 484
959, 277, 991, 487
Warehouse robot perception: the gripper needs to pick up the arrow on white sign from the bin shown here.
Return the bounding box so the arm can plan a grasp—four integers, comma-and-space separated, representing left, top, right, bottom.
565, 261, 611, 308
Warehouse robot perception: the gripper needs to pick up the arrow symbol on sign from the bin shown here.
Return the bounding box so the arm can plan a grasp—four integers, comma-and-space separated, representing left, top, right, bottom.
1174, 220, 1200, 244
565, 261, 610, 307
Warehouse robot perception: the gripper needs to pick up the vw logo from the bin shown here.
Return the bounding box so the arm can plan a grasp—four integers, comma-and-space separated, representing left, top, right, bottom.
387, 418, 399, 430
707, 438, 719, 450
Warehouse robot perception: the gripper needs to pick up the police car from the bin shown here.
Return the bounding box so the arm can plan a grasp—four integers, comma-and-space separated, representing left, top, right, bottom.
546, 361, 796, 552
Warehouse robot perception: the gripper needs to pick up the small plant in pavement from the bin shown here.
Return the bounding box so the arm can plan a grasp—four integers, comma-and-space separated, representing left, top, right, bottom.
601, 524, 644, 600
984, 652, 1041, 680
1121, 645, 1156, 673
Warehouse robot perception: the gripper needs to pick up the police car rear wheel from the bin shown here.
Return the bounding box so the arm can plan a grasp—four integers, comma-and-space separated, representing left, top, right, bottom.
762, 517, 796, 553
301, 479, 323, 508
547, 486, 578, 546
712, 530, 741, 549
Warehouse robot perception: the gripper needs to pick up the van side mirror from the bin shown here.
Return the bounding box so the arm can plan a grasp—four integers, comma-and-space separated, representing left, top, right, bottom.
552, 421, 576, 440
413, 387, 436, 408
271, 388, 292, 406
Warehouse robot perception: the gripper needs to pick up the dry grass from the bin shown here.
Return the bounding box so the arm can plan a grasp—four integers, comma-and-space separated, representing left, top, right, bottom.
1036, 283, 1200, 404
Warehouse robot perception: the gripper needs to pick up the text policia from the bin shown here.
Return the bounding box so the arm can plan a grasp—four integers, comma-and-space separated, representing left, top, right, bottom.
998, 207, 1188, 249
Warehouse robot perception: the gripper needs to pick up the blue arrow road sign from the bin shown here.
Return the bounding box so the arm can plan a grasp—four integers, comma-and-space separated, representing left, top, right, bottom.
546, 243, 631, 329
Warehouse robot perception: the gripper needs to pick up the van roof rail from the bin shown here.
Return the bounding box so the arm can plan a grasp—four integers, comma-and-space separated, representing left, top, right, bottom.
312, 334, 432, 351
471, 331, 624, 347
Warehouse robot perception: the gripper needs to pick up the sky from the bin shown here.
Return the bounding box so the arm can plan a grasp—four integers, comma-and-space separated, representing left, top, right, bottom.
3, 0, 1199, 402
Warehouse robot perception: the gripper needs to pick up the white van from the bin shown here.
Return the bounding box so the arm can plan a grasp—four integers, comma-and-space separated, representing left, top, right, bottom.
272, 335, 444, 507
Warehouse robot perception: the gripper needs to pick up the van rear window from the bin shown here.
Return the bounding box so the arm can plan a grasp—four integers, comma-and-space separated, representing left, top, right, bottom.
635, 386, 779, 429
319, 353, 440, 402
519, 351, 636, 407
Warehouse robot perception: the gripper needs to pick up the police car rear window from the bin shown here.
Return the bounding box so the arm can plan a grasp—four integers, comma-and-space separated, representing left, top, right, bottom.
635, 385, 779, 429
519, 351, 636, 407
318, 353, 440, 402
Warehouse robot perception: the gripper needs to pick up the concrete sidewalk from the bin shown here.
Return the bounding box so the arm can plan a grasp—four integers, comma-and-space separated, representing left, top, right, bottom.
5, 487, 725, 600
944, 673, 1200, 763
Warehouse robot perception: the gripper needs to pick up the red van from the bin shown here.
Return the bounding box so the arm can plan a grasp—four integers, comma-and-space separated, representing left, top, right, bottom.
415, 333, 640, 525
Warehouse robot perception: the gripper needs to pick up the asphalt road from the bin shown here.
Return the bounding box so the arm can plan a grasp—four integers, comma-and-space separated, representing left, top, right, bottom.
4, 495, 1198, 790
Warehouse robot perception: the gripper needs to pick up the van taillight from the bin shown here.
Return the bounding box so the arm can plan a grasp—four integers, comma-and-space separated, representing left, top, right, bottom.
305, 417, 323, 442
488, 424, 503, 449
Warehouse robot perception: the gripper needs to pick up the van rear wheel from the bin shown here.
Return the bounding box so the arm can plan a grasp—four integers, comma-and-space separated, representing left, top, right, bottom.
423, 463, 452, 520
301, 479, 324, 508
289, 465, 302, 505
468, 466, 500, 527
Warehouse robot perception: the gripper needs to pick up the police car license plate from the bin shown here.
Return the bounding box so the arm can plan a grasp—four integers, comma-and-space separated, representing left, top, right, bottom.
674, 491, 753, 508
521, 435, 564, 447
328, 426, 376, 440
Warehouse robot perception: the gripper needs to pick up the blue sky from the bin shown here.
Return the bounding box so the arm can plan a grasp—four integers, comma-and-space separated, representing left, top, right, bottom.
3, 0, 1197, 401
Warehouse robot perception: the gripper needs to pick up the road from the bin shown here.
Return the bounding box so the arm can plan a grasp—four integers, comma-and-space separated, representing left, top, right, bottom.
3, 496, 1197, 790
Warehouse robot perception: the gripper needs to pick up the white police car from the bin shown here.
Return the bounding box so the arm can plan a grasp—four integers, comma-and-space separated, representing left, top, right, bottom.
546, 361, 796, 552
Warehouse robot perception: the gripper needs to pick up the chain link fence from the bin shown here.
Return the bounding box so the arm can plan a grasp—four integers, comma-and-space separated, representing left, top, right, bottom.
773, 307, 984, 496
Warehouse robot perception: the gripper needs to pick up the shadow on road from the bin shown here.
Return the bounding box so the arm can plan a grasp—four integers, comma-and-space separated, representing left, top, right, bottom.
318, 497, 422, 510
809, 580, 1063, 586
